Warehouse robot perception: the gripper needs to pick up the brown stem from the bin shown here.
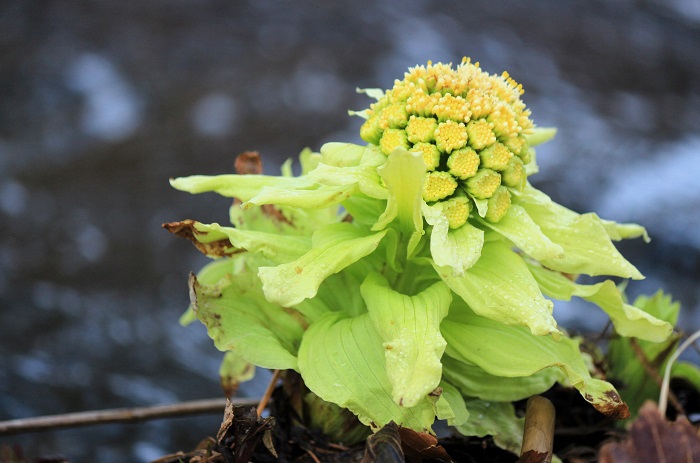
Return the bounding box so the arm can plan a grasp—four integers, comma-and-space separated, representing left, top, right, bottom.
0, 397, 259, 435
520, 396, 555, 463
257, 369, 281, 417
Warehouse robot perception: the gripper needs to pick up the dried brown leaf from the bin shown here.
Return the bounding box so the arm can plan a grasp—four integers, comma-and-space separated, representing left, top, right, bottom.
361, 422, 404, 463
398, 426, 453, 462
162, 220, 234, 258
599, 400, 700, 463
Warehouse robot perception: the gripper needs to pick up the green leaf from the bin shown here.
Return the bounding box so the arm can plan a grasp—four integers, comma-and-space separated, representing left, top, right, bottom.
455, 399, 524, 455
170, 174, 313, 202
244, 183, 358, 210
319, 142, 366, 167
259, 223, 388, 306
516, 186, 644, 279
435, 240, 559, 336
298, 313, 438, 432
600, 218, 650, 243
423, 203, 484, 276
477, 204, 564, 263
529, 265, 673, 342
435, 381, 469, 426
442, 308, 630, 418
361, 273, 451, 407
524, 127, 557, 146
219, 351, 256, 397
442, 354, 564, 402
189, 272, 303, 370
183, 221, 311, 263
307, 163, 386, 199
373, 148, 426, 255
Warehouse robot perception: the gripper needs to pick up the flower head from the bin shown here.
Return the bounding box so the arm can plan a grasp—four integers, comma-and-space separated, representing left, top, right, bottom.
360, 58, 534, 225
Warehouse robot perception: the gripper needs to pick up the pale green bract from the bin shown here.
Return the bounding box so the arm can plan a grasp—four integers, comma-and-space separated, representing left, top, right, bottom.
168, 60, 674, 447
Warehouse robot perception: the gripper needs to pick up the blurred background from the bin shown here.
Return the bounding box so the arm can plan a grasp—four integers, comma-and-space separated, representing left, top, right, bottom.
1, 0, 699, 460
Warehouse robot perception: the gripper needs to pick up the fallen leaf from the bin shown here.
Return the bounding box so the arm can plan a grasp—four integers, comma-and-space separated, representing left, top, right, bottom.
398, 426, 453, 462
362, 422, 404, 463
598, 400, 700, 462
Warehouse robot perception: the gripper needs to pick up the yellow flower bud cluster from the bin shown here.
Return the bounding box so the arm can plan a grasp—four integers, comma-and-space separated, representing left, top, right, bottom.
360, 58, 534, 227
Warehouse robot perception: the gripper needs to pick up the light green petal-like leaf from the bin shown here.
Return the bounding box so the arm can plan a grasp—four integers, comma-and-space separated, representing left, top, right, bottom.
319, 142, 365, 167
244, 183, 358, 210
307, 163, 386, 199
189, 273, 303, 370
342, 194, 387, 227
299, 147, 322, 174
442, 310, 630, 418
182, 221, 311, 263
529, 265, 672, 343
259, 223, 388, 307
374, 149, 426, 255
525, 127, 557, 146
356, 87, 385, 101
442, 354, 564, 402
423, 202, 484, 276
600, 218, 650, 243
478, 204, 564, 263
517, 186, 644, 279
361, 273, 451, 407
298, 313, 438, 432
170, 174, 313, 201
455, 399, 524, 455
219, 350, 255, 397
435, 241, 559, 336
180, 258, 237, 326
435, 381, 469, 426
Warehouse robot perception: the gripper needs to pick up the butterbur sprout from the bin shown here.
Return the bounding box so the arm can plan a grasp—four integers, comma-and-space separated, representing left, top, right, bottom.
166, 58, 675, 451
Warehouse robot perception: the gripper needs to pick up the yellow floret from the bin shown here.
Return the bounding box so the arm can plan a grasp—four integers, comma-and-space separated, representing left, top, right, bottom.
378, 102, 409, 130
446, 147, 480, 179
479, 142, 513, 171
410, 142, 441, 171
443, 195, 472, 229
379, 128, 409, 155
433, 93, 471, 123
466, 119, 496, 150
423, 171, 458, 202
502, 135, 527, 156
406, 89, 441, 117
488, 102, 519, 138
466, 88, 495, 119
501, 156, 525, 190
518, 146, 532, 164
465, 168, 501, 199
434, 120, 468, 153
405, 116, 437, 144
485, 186, 511, 223
360, 112, 382, 144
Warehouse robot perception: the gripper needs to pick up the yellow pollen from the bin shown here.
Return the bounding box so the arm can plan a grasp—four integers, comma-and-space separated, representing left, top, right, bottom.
466, 119, 496, 150
434, 120, 468, 153
480, 142, 513, 171
406, 89, 440, 117
379, 128, 409, 155
410, 142, 441, 171
405, 116, 437, 143
446, 147, 480, 179
423, 171, 458, 202
465, 168, 501, 199
488, 103, 519, 138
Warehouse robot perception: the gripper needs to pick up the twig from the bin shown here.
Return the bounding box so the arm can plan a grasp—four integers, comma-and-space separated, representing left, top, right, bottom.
257, 369, 281, 417
520, 396, 555, 463
0, 397, 259, 435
